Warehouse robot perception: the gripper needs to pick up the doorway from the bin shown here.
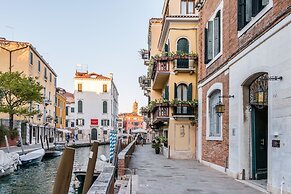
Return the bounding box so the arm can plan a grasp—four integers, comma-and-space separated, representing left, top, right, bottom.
91, 128, 98, 140
249, 73, 268, 180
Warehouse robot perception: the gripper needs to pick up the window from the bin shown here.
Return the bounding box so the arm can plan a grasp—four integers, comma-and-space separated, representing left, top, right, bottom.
76, 118, 84, 126
71, 122, 75, 127
103, 101, 107, 114
50, 73, 52, 82
177, 38, 189, 68
163, 86, 169, 100
103, 84, 108, 93
65, 120, 69, 128
54, 77, 57, 87
29, 52, 33, 65
238, 0, 269, 30
205, 10, 221, 64
48, 92, 51, 101
43, 87, 46, 98
101, 119, 110, 126
38, 61, 41, 72
181, 0, 195, 14
44, 67, 47, 80
78, 100, 83, 113
209, 90, 221, 138
66, 106, 69, 116
71, 107, 75, 113
78, 83, 82, 92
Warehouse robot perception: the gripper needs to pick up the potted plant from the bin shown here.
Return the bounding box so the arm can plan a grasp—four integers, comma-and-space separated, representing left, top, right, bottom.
152, 136, 166, 154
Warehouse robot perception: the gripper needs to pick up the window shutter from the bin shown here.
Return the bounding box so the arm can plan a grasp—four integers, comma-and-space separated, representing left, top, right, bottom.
101, 120, 103, 126
207, 21, 213, 61
187, 83, 193, 101
204, 28, 208, 64
76, 119, 78, 125
238, 0, 246, 30
164, 44, 169, 52
107, 120, 110, 126
214, 15, 220, 56
252, 0, 259, 17
174, 83, 177, 99
165, 86, 169, 100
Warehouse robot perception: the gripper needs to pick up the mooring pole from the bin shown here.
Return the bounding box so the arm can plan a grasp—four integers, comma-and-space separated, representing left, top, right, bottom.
52, 147, 75, 194
45, 135, 50, 150
82, 141, 99, 194
5, 135, 10, 153
40, 135, 44, 149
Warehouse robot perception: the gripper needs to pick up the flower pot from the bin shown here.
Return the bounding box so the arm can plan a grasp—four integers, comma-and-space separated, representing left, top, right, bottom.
155, 147, 160, 154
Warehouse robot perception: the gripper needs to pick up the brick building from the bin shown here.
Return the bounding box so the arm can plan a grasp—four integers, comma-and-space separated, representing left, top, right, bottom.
197, 0, 291, 193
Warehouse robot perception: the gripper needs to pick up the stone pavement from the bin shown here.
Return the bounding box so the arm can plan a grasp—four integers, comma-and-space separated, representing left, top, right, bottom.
128, 144, 264, 194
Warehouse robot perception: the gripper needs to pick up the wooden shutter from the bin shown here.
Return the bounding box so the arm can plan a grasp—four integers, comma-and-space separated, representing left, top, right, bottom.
187, 83, 193, 101
204, 28, 208, 64
165, 86, 169, 100
207, 21, 213, 61
238, 0, 246, 30
214, 13, 220, 56
164, 44, 169, 52
107, 120, 110, 126
174, 83, 177, 99
82, 119, 84, 126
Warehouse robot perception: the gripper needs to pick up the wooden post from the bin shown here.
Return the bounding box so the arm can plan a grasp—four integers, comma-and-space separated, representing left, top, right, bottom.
40, 135, 44, 149
52, 147, 75, 194
4, 135, 10, 153
45, 135, 50, 150
82, 142, 98, 194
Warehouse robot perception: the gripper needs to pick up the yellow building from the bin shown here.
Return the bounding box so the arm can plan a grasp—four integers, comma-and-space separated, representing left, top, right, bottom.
140, 0, 199, 159
0, 38, 57, 145
55, 88, 67, 140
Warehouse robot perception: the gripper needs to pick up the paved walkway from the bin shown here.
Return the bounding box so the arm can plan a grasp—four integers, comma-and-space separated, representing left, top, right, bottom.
128, 144, 264, 194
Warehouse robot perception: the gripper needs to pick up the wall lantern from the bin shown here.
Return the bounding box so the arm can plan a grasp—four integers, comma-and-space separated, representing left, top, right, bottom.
215, 95, 234, 117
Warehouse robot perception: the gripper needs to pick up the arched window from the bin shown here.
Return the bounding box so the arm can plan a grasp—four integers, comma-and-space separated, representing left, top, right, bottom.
177, 84, 188, 114
177, 38, 189, 68
78, 100, 83, 113
208, 90, 221, 137
103, 101, 108, 114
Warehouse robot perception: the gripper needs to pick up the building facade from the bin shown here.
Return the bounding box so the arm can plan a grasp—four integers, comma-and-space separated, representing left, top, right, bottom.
197, 0, 291, 193
74, 71, 119, 142
118, 101, 144, 134
0, 38, 57, 145
55, 87, 67, 140
64, 92, 78, 138
139, 0, 199, 159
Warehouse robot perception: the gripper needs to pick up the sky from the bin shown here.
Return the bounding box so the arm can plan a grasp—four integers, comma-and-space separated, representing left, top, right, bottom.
0, 1, 164, 113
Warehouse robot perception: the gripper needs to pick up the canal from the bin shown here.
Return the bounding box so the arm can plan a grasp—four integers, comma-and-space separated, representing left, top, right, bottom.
0, 145, 110, 194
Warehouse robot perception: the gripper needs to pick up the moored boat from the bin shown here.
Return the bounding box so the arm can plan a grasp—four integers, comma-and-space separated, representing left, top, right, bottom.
0, 151, 20, 177
44, 150, 63, 158
19, 148, 45, 166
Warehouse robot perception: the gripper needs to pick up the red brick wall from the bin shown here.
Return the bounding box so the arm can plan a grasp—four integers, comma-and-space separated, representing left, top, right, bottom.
198, 0, 290, 82
201, 73, 229, 167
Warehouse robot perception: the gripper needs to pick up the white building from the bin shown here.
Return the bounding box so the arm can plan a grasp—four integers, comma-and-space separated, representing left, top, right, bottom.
64, 92, 77, 138
74, 71, 119, 142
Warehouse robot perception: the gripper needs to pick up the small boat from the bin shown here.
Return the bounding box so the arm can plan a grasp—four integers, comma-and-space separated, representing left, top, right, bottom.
73, 170, 100, 184
43, 150, 63, 158
0, 151, 20, 177
19, 148, 45, 166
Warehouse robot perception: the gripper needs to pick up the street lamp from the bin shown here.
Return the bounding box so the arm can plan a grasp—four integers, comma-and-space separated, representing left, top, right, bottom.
215, 95, 234, 117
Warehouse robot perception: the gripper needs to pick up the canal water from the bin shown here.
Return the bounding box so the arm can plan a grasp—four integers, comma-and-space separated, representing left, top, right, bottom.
0, 145, 110, 194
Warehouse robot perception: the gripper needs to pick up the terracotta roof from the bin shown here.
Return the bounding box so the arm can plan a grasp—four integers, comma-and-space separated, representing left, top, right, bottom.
74, 72, 111, 80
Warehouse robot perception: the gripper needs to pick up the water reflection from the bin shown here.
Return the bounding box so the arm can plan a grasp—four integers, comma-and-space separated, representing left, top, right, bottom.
0, 145, 109, 194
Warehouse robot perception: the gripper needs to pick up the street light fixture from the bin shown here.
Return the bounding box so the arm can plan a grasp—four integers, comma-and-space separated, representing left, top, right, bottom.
215, 95, 234, 117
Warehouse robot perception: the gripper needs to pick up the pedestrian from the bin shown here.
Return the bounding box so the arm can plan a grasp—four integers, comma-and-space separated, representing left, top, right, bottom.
139, 134, 143, 147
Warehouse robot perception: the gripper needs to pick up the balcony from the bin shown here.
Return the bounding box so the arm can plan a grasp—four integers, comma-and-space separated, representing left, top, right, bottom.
172, 104, 195, 119
139, 49, 150, 60
173, 59, 196, 74
151, 61, 170, 90
152, 104, 169, 124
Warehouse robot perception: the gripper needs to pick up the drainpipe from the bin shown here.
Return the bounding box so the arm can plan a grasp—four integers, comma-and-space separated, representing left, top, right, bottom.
281, 177, 285, 194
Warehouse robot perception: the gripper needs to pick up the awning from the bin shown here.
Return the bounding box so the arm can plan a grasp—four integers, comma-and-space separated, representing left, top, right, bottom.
56, 128, 72, 133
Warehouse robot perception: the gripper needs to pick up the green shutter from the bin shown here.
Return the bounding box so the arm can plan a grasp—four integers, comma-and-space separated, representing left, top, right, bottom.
187, 83, 193, 101
252, 0, 259, 16
174, 83, 177, 99
165, 86, 169, 100
207, 21, 214, 61
238, 0, 246, 30
204, 28, 208, 64
214, 12, 221, 56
